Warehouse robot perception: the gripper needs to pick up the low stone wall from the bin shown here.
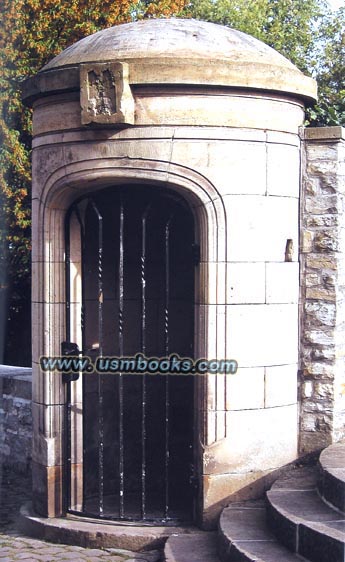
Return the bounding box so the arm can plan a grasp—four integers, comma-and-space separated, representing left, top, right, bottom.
0, 365, 32, 473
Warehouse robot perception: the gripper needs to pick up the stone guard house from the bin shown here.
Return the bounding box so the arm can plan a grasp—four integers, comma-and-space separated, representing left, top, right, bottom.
21, 18, 345, 532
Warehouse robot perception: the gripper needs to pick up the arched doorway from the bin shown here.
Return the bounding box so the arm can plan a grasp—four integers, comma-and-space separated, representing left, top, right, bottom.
64, 185, 196, 523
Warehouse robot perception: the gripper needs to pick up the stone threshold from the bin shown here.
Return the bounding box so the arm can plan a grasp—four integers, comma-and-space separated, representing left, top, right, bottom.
19, 502, 202, 552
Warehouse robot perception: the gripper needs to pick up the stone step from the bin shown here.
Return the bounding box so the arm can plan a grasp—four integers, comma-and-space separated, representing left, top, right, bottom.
218, 500, 302, 562
20, 502, 198, 552
164, 532, 219, 562
318, 441, 345, 513
266, 467, 345, 562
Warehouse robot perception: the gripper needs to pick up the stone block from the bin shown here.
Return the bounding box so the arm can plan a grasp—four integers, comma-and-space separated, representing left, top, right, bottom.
303, 329, 334, 346
305, 195, 338, 215
224, 195, 298, 262
304, 177, 319, 196
174, 126, 267, 143
266, 262, 299, 304
308, 160, 339, 177
31, 302, 44, 365
32, 300, 66, 359
171, 139, 267, 197
267, 486, 344, 555
32, 362, 65, 405
304, 302, 336, 328
306, 254, 337, 270
302, 400, 333, 413
305, 273, 320, 287
314, 382, 334, 399
2, 373, 32, 400
303, 381, 314, 399
70, 402, 83, 464
31, 200, 45, 263
227, 262, 265, 304
203, 404, 297, 475
301, 230, 314, 253
201, 468, 285, 529
299, 430, 332, 454
80, 62, 135, 127
19, 501, 185, 550
299, 522, 345, 562
303, 126, 345, 141
205, 408, 228, 444
164, 533, 218, 562
266, 130, 300, 146
307, 143, 340, 161
305, 287, 336, 302
197, 262, 227, 305
203, 195, 227, 263
306, 214, 338, 228
33, 98, 81, 135
265, 365, 297, 407
225, 367, 265, 410
314, 230, 339, 252
135, 93, 304, 133
70, 462, 83, 511
226, 304, 298, 368
32, 461, 64, 517
196, 304, 227, 360
219, 503, 304, 562
32, 402, 64, 466
319, 442, 345, 512
267, 144, 300, 197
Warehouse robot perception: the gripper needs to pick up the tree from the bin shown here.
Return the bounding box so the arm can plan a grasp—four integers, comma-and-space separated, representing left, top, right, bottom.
183, 0, 344, 126
308, 6, 345, 125
0, 0, 188, 364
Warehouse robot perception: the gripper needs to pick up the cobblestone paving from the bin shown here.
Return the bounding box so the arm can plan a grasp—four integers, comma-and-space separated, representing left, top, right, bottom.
0, 467, 162, 562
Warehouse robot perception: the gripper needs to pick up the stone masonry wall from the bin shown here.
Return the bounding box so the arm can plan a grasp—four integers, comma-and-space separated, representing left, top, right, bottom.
0, 365, 32, 472
0, 126, 344, 476
300, 126, 345, 453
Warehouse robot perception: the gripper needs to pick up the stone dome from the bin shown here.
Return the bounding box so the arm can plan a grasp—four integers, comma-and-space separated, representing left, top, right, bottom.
23, 18, 317, 103
42, 18, 297, 69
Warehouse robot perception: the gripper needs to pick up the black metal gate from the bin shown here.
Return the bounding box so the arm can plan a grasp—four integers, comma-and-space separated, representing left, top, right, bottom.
64, 185, 196, 523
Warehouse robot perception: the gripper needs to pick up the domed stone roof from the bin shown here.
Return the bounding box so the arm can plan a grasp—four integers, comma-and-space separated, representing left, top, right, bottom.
42, 18, 295, 69
24, 18, 317, 103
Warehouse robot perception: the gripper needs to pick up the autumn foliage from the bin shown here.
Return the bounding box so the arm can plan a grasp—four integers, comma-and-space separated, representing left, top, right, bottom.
0, 0, 188, 363
0, 0, 189, 243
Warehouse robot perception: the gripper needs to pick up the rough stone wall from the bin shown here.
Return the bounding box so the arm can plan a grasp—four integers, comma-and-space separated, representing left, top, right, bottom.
0, 366, 32, 472
300, 126, 345, 453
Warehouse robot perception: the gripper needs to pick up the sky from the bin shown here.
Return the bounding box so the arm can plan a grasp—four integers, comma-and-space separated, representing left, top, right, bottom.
328, 0, 344, 9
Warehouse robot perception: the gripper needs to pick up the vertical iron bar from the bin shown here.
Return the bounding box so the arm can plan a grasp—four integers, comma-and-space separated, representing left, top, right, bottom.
64, 208, 72, 514
118, 198, 125, 518
91, 200, 104, 516
65, 215, 71, 343
141, 204, 151, 520
75, 206, 86, 513
164, 215, 173, 519
75, 206, 86, 353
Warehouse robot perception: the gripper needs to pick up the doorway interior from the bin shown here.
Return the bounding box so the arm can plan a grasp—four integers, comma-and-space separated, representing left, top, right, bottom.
64, 184, 197, 524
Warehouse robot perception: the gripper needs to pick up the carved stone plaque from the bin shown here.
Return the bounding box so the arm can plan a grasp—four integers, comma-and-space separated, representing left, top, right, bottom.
80, 62, 134, 126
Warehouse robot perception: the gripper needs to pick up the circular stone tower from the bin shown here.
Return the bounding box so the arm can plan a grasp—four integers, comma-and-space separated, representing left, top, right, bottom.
23, 18, 316, 529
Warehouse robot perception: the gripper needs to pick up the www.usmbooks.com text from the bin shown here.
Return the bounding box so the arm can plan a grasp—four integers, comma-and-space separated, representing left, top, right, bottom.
39, 353, 238, 375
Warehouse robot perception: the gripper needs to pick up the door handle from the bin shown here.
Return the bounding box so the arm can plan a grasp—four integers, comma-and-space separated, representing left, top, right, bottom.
61, 341, 80, 382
